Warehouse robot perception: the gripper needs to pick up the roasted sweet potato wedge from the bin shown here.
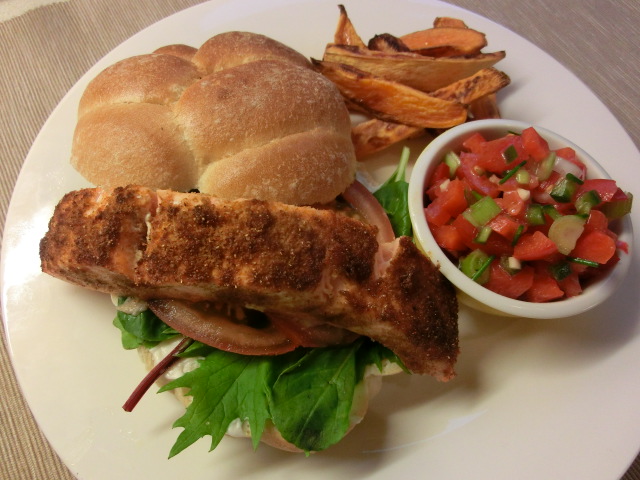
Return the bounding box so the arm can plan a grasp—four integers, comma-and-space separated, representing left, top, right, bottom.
433, 17, 468, 29
429, 67, 510, 105
469, 93, 502, 119
313, 59, 467, 129
322, 44, 506, 92
333, 4, 366, 47
400, 27, 487, 56
367, 33, 411, 53
351, 119, 423, 159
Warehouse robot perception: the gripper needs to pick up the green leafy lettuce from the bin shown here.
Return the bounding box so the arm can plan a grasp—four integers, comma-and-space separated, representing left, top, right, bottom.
115, 307, 400, 456
374, 146, 412, 237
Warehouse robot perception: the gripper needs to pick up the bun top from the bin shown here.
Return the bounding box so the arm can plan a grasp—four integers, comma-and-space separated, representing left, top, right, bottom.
71, 32, 356, 205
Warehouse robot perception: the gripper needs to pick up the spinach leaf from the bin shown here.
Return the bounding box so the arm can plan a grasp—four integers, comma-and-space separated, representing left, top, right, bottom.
113, 306, 178, 350
374, 146, 412, 237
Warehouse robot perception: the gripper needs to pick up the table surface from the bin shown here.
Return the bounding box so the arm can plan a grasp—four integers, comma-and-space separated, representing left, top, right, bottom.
1, 1, 638, 479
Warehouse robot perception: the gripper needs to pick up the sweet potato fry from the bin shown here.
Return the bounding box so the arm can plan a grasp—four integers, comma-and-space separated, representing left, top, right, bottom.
433, 17, 468, 29
351, 119, 423, 159
312, 59, 467, 129
333, 4, 366, 47
429, 67, 510, 105
400, 27, 487, 56
469, 93, 502, 119
322, 44, 506, 92
367, 33, 411, 53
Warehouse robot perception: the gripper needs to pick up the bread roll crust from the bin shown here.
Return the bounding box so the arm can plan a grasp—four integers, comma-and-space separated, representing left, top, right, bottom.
71, 32, 356, 205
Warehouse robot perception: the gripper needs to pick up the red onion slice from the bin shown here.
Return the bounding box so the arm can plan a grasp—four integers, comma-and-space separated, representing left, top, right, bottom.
148, 299, 297, 356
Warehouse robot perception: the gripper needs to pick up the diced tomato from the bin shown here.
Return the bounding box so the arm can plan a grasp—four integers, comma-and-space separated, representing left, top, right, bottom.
458, 153, 500, 197
513, 231, 558, 261
474, 231, 514, 257
570, 230, 617, 264
424, 178, 468, 226
428, 162, 451, 189
484, 261, 534, 299
451, 214, 479, 249
474, 135, 527, 173
462, 132, 486, 152
557, 272, 582, 297
585, 209, 609, 232
523, 271, 564, 302
521, 127, 550, 161
431, 224, 466, 252
438, 179, 468, 217
424, 203, 450, 227
498, 190, 526, 218
576, 179, 618, 203
488, 213, 522, 241
497, 174, 540, 193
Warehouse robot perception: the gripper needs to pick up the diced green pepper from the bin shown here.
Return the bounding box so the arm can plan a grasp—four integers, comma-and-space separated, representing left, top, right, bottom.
462, 195, 501, 227
526, 204, 546, 225
549, 262, 572, 281
543, 204, 562, 220
599, 192, 633, 220
502, 145, 519, 163
575, 189, 601, 216
550, 174, 581, 203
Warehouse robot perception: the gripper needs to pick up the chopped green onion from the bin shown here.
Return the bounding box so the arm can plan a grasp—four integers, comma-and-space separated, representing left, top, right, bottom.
462, 195, 501, 227
500, 255, 522, 275
443, 151, 461, 178
567, 257, 599, 268
548, 215, 586, 255
502, 145, 519, 163
549, 262, 572, 281
474, 226, 493, 244
499, 160, 527, 184
575, 190, 601, 215
511, 224, 525, 246
515, 169, 530, 185
460, 249, 494, 284
535, 152, 557, 181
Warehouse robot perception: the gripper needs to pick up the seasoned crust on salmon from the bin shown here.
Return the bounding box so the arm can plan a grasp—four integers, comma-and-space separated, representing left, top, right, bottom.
40, 185, 458, 380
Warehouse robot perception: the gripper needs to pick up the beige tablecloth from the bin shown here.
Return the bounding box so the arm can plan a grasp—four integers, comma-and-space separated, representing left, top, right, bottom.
1, 1, 638, 478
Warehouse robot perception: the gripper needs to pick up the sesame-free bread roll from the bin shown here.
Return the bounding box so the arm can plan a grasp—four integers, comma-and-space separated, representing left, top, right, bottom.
71, 32, 356, 205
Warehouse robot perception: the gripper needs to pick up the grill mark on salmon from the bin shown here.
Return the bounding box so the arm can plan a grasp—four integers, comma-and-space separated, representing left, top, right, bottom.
40, 185, 458, 380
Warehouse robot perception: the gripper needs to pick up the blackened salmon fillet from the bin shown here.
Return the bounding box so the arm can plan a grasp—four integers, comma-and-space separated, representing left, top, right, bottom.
39, 185, 458, 380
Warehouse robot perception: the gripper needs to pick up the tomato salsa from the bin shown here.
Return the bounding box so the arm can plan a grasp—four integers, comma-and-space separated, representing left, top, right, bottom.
424, 127, 633, 302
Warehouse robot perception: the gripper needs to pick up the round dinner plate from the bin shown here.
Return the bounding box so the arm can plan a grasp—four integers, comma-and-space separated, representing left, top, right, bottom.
2, 1, 639, 479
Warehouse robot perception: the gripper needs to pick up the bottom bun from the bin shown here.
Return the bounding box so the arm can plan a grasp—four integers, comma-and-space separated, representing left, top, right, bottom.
137, 337, 401, 452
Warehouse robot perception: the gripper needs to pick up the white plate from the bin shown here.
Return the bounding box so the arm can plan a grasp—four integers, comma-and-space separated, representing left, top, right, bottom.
2, 1, 639, 479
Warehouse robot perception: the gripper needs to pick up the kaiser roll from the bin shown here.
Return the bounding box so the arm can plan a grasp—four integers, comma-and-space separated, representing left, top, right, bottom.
71, 31, 356, 205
